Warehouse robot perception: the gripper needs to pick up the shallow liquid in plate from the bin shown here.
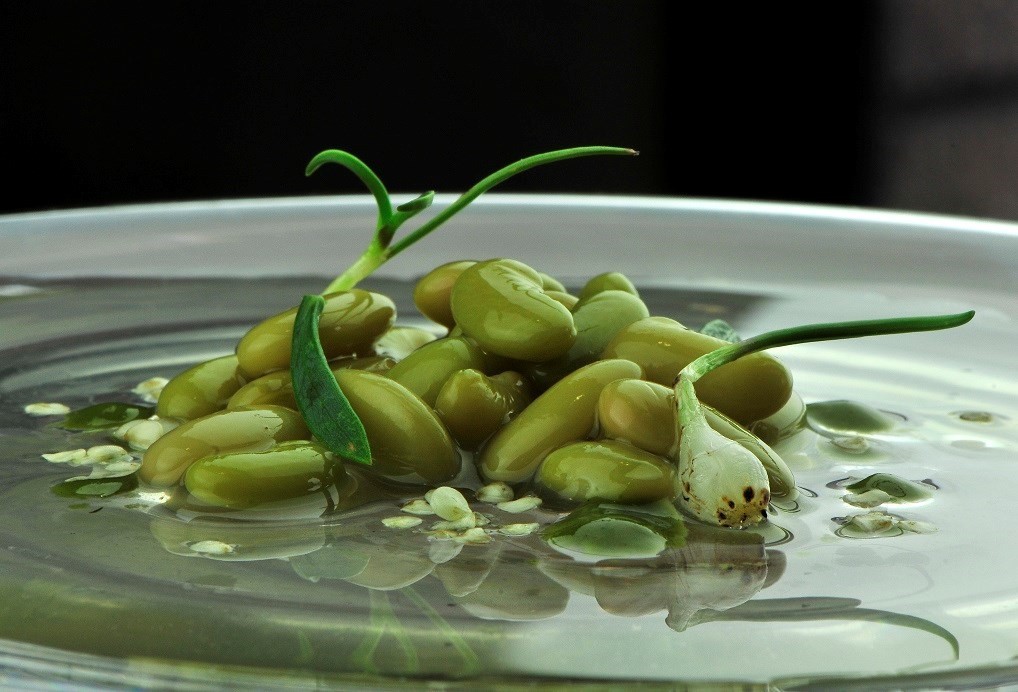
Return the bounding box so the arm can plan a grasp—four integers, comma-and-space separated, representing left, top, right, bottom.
0, 276, 1016, 687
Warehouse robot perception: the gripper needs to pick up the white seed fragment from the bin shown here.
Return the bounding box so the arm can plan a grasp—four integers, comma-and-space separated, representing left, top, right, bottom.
84, 460, 141, 479
114, 419, 172, 451
497, 522, 540, 537
431, 514, 477, 532
400, 499, 436, 516
832, 435, 870, 453
382, 516, 423, 529
476, 481, 514, 504
496, 495, 542, 514
428, 486, 472, 522
847, 511, 896, 534
898, 519, 938, 534
472, 512, 491, 527
86, 445, 134, 465
132, 377, 169, 404
454, 527, 493, 544
42, 449, 88, 464
427, 529, 458, 541
843, 488, 893, 508
428, 540, 463, 564
188, 540, 236, 555
24, 402, 70, 416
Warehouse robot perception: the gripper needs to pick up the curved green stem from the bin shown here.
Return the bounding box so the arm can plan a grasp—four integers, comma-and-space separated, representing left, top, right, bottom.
306, 150, 393, 233
385, 146, 637, 258
681, 311, 975, 384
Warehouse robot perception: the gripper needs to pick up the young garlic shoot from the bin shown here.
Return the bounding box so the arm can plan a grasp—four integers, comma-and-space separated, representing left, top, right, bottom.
293, 146, 637, 465
674, 310, 975, 528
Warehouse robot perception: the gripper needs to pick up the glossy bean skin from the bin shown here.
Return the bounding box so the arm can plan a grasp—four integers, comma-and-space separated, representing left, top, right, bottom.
184, 441, 339, 509
527, 290, 650, 390
538, 272, 566, 293
156, 355, 246, 421
544, 290, 579, 310
335, 369, 460, 484
597, 378, 677, 458
235, 289, 396, 379
139, 405, 310, 487
385, 336, 491, 407
478, 359, 643, 483
602, 316, 793, 424
451, 259, 576, 362
434, 370, 532, 450
576, 272, 639, 301
413, 260, 476, 329
226, 356, 395, 411
536, 439, 675, 504
372, 326, 437, 361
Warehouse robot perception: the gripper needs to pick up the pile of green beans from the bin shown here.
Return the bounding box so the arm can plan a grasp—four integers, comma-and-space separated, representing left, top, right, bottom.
138, 258, 794, 510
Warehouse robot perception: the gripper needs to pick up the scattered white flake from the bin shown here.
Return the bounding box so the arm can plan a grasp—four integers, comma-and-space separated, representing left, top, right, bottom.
382, 515, 423, 529
431, 514, 477, 532
400, 499, 436, 516
497, 522, 540, 537
428, 486, 472, 522
472, 512, 491, 527
843, 488, 893, 508
428, 540, 463, 564
114, 418, 174, 451
496, 495, 542, 514
898, 519, 938, 534
453, 528, 493, 544
832, 435, 870, 453
42, 449, 88, 464
24, 402, 70, 416
476, 481, 514, 504
86, 445, 134, 465
82, 460, 141, 479
132, 377, 169, 404
847, 511, 896, 534
428, 529, 459, 541
188, 540, 236, 555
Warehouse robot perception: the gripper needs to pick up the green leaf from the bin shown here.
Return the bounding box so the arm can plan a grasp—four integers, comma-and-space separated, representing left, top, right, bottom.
395, 190, 435, 214
290, 295, 372, 466
59, 402, 154, 431
845, 473, 933, 502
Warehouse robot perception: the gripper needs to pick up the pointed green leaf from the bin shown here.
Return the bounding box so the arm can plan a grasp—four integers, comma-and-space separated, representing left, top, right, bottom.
395, 190, 435, 215
290, 295, 371, 466
59, 402, 154, 430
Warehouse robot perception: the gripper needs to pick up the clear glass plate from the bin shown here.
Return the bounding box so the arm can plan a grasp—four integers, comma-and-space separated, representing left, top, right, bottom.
0, 195, 1016, 690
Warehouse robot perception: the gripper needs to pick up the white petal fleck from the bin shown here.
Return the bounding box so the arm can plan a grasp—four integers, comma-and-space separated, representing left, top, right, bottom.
114, 419, 173, 451
132, 377, 169, 404
497, 522, 540, 537
476, 481, 514, 504
42, 449, 88, 464
496, 495, 542, 514
382, 516, 423, 529
843, 488, 893, 508
428, 486, 472, 521
188, 540, 236, 555
86, 445, 134, 465
24, 402, 70, 416
400, 499, 436, 516
472, 512, 491, 527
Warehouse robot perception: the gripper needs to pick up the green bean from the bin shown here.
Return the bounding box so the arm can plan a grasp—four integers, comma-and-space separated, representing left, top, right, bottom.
451, 259, 576, 362
597, 378, 677, 458
385, 336, 492, 407
536, 439, 674, 504
227, 356, 396, 411
478, 359, 643, 483
139, 405, 310, 487
413, 260, 476, 329
236, 289, 395, 379
156, 355, 246, 421
602, 316, 793, 424
434, 370, 531, 450
576, 271, 639, 301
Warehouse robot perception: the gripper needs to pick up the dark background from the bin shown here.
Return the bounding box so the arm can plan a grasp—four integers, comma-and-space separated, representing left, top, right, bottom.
3, 2, 1017, 219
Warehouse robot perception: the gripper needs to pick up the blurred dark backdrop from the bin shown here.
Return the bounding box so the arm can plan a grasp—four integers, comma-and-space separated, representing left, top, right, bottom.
3, 2, 1016, 219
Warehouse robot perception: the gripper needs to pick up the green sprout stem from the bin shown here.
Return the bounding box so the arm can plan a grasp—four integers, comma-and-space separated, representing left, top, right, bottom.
680, 311, 975, 386
309, 146, 637, 294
